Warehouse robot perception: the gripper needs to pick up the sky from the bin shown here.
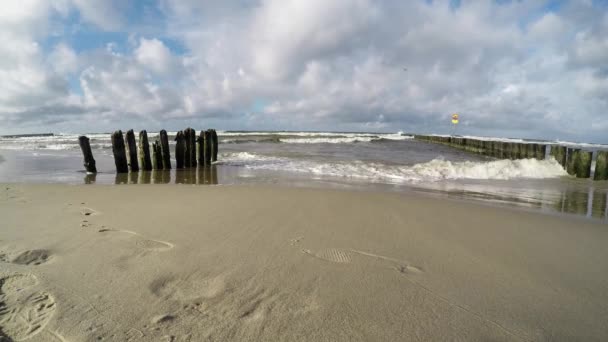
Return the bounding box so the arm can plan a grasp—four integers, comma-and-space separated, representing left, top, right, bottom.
0, 0, 607, 142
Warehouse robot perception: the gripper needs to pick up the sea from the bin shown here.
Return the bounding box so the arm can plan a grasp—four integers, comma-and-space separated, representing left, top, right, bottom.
1, 131, 607, 223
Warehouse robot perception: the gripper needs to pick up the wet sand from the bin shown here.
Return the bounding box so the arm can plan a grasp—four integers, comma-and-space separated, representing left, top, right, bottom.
1, 184, 607, 341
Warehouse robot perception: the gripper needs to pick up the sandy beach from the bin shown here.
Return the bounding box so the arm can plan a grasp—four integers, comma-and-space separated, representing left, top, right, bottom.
1, 183, 607, 341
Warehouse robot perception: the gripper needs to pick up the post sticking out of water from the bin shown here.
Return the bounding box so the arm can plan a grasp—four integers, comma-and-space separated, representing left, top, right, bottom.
183, 128, 192, 168
197, 131, 205, 165
189, 128, 197, 167
152, 141, 163, 170
111, 130, 129, 173
203, 130, 212, 166
139, 130, 152, 171
536, 145, 547, 160
566, 148, 576, 176
175, 131, 185, 169
576, 151, 592, 178
594, 151, 608, 181
78, 136, 97, 173
125, 129, 139, 172
211, 129, 218, 162
160, 129, 171, 170
550, 145, 567, 167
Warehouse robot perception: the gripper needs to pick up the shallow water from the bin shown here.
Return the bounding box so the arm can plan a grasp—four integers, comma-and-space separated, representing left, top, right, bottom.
1, 131, 607, 222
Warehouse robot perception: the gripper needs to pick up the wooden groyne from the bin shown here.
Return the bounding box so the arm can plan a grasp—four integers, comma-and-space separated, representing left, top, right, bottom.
414, 135, 607, 180
78, 129, 220, 176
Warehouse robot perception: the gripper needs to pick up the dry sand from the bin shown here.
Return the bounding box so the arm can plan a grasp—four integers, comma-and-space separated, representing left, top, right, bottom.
1, 183, 607, 341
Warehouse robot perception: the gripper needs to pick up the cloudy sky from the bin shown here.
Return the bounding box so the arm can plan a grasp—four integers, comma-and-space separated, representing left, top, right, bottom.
0, 0, 607, 142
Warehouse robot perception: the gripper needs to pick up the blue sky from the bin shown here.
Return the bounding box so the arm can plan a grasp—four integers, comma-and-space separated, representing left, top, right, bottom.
0, 0, 607, 142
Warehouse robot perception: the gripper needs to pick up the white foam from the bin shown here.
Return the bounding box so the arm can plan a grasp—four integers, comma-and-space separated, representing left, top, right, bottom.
220, 152, 568, 184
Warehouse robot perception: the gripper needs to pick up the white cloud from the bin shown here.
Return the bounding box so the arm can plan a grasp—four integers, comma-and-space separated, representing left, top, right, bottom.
0, 0, 607, 141
134, 38, 178, 75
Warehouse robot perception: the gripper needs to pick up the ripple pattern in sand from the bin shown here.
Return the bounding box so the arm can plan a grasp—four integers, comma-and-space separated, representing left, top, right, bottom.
308, 249, 353, 263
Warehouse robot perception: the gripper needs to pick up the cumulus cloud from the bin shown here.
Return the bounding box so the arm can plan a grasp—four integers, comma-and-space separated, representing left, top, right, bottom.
0, 0, 607, 142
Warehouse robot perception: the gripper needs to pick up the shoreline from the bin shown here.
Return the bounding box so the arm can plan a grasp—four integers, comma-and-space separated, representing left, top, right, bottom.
1, 183, 608, 340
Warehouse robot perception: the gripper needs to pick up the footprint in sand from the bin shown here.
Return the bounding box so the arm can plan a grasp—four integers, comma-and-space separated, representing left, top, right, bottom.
80, 207, 100, 216
300, 245, 423, 275
0, 274, 57, 341
150, 274, 226, 302
98, 229, 174, 252
11, 249, 52, 266
0, 249, 52, 266
2, 187, 28, 204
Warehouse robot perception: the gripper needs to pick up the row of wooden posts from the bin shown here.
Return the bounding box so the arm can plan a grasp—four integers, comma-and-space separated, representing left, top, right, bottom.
414, 135, 608, 181
78, 128, 219, 174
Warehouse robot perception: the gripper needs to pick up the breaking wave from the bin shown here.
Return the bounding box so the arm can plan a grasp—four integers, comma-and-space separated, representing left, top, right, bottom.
220, 152, 567, 183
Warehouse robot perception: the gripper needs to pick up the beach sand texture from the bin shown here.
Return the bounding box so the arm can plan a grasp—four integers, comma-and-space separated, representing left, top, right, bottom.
1, 184, 607, 341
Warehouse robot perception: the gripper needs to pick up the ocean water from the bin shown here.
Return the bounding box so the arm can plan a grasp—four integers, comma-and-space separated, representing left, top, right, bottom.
1, 131, 607, 222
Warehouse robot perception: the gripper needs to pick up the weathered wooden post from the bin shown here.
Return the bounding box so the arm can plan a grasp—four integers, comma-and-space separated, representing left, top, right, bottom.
78, 136, 97, 173
576, 150, 592, 178
211, 129, 218, 162
535, 144, 547, 160
159, 129, 172, 170
111, 130, 129, 173
550, 145, 567, 167
525, 144, 536, 159
152, 141, 163, 170
514, 143, 524, 159
566, 148, 576, 175
125, 129, 139, 172
189, 128, 197, 167
197, 131, 205, 165
183, 128, 192, 168
594, 151, 608, 181
204, 130, 212, 166
139, 130, 152, 171
175, 131, 185, 169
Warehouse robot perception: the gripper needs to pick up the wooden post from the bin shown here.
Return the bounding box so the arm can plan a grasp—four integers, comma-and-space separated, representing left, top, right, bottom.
111, 130, 129, 173
197, 131, 205, 165
525, 144, 536, 159
211, 129, 218, 162
175, 131, 185, 169
204, 130, 212, 166
566, 148, 576, 175
78, 136, 97, 173
125, 129, 139, 172
159, 129, 172, 170
535, 144, 546, 160
190, 128, 197, 167
576, 150, 592, 178
594, 151, 608, 181
511, 143, 520, 159
152, 141, 163, 170
183, 127, 196, 168
139, 130, 152, 171
522, 144, 530, 158
550, 145, 567, 167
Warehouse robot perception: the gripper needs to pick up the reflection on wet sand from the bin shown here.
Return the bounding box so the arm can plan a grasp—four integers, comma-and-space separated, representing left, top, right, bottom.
418, 184, 608, 222
198, 165, 218, 185
175, 168, 196, 184
111, 167, 219, 185
153, 170, 171, 184
84, 173, 96, 184
555, 188, 608, 220
139, 170, 152, 184
115, 173, 128, 184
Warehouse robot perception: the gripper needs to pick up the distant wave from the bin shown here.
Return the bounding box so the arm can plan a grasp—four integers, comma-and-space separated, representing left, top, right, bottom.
219, 152, 567, 183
